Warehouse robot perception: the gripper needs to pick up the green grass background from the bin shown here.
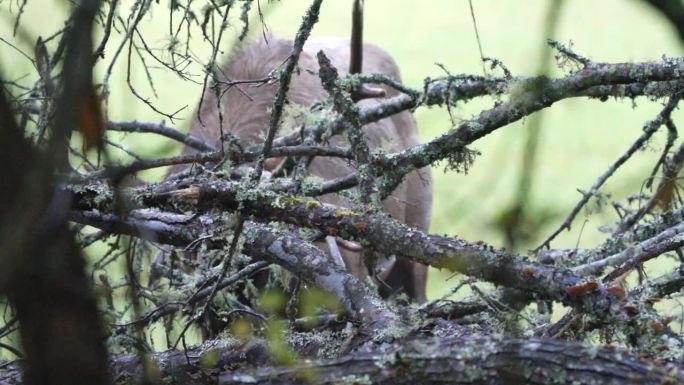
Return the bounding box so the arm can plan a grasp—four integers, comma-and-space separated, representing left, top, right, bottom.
2, 0, 684, 301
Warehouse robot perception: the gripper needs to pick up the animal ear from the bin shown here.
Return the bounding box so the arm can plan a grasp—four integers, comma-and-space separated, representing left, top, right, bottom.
264, 156, 286, 173
349, 0, 364, 75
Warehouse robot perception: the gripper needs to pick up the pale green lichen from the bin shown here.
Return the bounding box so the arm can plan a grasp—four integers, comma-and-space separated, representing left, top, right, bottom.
300, 176, 325, 195
273, 195, 304, 209
334, 209, 360, 218
89, 182, 115, 208
264, 265, 295, 293
335, 374, 372, 385
507, 76, 551, 102
288, 328, 350, 360
281, 103, 337, 136
339, 74, 361, 88
235, 181, 262, 203
298, 227, 320, 240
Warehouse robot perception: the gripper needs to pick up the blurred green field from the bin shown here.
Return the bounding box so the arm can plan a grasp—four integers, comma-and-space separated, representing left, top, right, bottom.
2, 0, 684, 301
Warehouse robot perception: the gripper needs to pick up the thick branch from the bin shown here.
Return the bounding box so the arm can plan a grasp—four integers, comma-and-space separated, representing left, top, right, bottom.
68, 178, 654, 326
71, 208, 403, 334
1, 335, 680, 385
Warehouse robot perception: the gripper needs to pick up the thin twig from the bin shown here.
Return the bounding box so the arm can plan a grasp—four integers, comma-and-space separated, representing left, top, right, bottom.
538, 95, 681, 249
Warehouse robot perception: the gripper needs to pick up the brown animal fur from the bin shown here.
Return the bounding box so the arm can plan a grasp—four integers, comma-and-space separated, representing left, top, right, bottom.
175, 36, 432, 302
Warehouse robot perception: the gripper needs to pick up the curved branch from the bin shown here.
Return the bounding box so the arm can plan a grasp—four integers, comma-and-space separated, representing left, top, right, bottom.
108, 121, 215, 152
379, 58, 684, 194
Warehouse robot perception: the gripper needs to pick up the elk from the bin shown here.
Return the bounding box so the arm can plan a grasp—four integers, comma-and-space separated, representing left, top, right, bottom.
168, 2, 432, 303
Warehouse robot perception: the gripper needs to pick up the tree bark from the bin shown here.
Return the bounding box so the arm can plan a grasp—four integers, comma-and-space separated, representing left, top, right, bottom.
0, 334, 679, 385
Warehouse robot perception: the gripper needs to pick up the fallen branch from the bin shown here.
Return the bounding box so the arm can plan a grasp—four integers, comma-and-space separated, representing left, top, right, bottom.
0, 334, 680, 385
